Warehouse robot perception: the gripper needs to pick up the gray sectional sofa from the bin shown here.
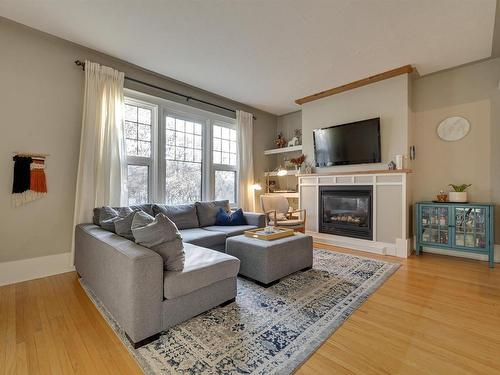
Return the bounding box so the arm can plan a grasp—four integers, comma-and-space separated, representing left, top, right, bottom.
75, 201, 265, 348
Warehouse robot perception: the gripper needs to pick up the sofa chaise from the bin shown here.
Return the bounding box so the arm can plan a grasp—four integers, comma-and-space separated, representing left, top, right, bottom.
75, 201, 265, 348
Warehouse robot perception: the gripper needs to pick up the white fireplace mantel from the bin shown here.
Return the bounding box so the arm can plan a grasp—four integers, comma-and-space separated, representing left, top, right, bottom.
298, 169, 412, 258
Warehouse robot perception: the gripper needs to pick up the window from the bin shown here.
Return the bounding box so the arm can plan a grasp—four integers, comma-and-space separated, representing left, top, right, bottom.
165, 116, 203, 205
124, 91, 238, 206
124, 99, 156, 205
125, 104, 152, 157
127, 165, 149, 205
212, 124, 238, 204
212, 125, 237, 166
215, 170, 236, 202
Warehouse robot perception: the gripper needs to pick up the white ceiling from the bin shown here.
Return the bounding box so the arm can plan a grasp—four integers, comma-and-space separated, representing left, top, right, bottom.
0, 0, 496, 115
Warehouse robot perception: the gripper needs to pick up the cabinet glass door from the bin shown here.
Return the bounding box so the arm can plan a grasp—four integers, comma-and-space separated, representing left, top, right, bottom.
420, 205, 450, 245
454, 207, 487, 249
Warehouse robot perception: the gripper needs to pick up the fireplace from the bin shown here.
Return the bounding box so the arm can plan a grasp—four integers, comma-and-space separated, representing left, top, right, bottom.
319, 186, 373, 240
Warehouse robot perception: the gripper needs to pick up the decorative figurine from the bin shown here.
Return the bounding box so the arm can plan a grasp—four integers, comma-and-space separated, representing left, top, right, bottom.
436, 190, 448, 202
275, 132, 287, 148
304, 162, 313, 174
388, 161, 396, 170
287, 136, 299, 147
294, 128, 302, 144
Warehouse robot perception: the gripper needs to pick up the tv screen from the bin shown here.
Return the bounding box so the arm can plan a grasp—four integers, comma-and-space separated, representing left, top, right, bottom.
313, 118, 381, 167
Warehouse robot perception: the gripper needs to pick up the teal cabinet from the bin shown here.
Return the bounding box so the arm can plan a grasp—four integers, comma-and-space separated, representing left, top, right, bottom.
416, 202, 495, 267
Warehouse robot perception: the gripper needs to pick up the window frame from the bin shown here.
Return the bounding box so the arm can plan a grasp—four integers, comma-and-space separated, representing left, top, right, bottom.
124, 89, 238, 206
124, 97, 158, 205
211, 120, 239, 205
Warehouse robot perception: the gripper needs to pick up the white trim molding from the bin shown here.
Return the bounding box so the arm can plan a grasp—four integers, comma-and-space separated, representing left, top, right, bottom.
311, 231, 397, 256
299, 171, 411, 258
0, 252, 74, 287
414, 240, 500, 264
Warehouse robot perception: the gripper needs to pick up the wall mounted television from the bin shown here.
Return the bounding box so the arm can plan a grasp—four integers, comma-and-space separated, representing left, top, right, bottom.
313, 117, 381, 167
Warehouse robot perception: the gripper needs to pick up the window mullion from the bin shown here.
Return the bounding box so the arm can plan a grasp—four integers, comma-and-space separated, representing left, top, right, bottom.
204, 119, 212, 201
157, 108, 166, 204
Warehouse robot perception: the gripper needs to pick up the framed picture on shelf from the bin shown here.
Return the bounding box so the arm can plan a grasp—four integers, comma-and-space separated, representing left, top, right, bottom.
268, 179, 277, 192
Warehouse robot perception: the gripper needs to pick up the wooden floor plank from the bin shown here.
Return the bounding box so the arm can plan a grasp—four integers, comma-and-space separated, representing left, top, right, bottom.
1, 244, 499, 374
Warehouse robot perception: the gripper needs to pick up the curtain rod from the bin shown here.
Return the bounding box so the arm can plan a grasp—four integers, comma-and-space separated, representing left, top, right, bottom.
74, 60, 256, 120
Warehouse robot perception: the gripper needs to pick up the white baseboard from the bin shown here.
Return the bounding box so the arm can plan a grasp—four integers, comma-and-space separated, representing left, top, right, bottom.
419, 244, 500, 263
0, 252, 75, 287
309, 231, 398, 257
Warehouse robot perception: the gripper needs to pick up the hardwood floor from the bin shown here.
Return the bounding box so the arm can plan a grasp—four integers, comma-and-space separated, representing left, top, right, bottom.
1, 244, 499, 374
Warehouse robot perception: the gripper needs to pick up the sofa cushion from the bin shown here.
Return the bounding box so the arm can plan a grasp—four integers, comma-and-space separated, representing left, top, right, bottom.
93, 204, 154, 225
114, 211, 137, 240
163, 243, 240, 299
195, 200, 230, 227
99, 206, 133, 232
179, 228, 226, 248
203, 225, 257, 237
152, 204, 199, 229
131, 211, 185, 271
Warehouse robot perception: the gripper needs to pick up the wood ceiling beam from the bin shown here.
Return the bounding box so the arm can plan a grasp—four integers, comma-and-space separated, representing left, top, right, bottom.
295, 65, 414, 105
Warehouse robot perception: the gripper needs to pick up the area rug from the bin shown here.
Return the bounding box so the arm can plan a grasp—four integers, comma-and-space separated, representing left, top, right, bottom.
81, 249, 399, 374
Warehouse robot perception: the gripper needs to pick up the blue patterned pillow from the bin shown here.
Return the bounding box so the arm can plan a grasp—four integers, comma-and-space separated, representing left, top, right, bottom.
215, 208, 247, 226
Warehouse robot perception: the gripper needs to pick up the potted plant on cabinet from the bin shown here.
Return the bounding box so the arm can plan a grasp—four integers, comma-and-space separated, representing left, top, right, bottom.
448, 184, 471, 203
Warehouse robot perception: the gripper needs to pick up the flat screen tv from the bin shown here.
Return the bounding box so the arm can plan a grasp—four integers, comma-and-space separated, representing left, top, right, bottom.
313, 118, 381, 167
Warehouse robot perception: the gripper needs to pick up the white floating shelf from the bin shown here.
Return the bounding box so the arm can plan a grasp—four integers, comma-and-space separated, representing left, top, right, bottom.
265, 192, 299, 198
264, 145, 302, 155
264, 170, 298, 177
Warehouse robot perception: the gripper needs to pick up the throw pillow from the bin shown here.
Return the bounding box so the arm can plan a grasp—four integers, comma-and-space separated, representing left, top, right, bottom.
215, 208, 247, 226
114, 210, 137, 240
195, 200, 231, 227
275, 212, 287, 221
131, 211, 185, 271
152, 204, 199, 229
99, 206, 133, 232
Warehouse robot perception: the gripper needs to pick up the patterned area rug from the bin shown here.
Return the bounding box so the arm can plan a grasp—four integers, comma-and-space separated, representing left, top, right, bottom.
81, 249, 399, 374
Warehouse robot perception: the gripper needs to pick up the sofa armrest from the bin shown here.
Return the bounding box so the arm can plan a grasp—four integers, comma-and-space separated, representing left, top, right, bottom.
243, 212, 266, 227
74, 224, 163, 343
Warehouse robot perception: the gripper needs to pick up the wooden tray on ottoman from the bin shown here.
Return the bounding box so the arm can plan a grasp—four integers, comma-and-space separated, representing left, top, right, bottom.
244, 227, 295, 241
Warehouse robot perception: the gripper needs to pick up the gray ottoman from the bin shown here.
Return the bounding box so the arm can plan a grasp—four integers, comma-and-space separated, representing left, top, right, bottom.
225, 233, 313, 287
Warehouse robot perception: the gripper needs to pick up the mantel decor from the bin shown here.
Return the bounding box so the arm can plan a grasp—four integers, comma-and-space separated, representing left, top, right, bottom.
437, 116, 470, 141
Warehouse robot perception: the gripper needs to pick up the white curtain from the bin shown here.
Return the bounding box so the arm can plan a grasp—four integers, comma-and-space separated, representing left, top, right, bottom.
237, 110, 254, 211
71, 60, 127, 264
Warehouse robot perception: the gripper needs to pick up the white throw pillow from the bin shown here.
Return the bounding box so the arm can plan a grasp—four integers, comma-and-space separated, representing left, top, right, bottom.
131, 211, 185, 271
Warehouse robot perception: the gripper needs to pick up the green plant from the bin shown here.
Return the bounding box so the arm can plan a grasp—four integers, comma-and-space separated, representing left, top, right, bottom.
449, 184, 471, 192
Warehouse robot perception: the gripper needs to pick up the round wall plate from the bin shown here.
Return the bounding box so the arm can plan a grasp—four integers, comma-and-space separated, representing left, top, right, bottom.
437, 116, 470, 141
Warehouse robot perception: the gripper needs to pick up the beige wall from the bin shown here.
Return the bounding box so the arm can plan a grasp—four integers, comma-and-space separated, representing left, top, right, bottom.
0, 18, 277, 263
412, 57, 500, 243
301, 74, 411, 173
412, 100, 491, 203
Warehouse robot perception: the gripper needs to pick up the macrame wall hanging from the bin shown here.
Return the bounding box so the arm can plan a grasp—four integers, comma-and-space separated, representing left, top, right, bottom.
12, 152, 48, 207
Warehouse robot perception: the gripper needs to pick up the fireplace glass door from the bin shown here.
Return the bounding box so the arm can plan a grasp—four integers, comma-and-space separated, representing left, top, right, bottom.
319, 186, 373, 240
